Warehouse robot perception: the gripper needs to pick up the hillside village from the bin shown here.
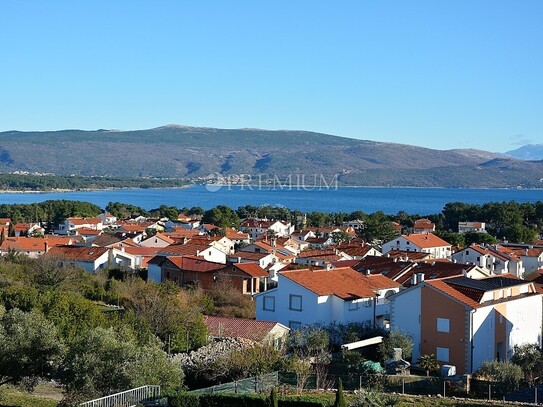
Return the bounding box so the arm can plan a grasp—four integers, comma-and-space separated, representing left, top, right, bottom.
1, 205, 543, 383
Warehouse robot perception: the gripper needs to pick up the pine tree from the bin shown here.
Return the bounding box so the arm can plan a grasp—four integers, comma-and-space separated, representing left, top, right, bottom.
334, 378, 346, 407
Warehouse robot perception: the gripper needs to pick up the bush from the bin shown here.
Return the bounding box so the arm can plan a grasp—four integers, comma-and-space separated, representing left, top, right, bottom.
474, 360, 523, 392
167, 390, 201, 407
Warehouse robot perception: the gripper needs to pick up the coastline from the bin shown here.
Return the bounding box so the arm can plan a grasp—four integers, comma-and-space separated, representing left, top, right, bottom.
1, 184, 543, 194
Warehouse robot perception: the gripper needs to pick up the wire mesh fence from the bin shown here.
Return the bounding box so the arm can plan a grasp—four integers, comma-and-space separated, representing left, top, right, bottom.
190, 372, 279, 395
190, 371, 540, 404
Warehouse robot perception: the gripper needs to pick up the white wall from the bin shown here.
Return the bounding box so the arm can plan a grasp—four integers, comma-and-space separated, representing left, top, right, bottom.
506, 295, 543, 359
390, 287, 422, 363
472, 306, 494, 373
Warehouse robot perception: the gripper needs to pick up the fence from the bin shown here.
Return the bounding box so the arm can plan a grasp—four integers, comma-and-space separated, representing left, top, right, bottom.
191, 372, 279, 395
79, 385, 162, 407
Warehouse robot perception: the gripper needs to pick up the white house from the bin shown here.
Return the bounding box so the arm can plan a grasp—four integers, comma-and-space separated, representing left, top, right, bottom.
382, 233, 452, 259
241, 219, 294, 240
458, 222, 486, 234
255, 266, 400, 330
56, 217, 103, 235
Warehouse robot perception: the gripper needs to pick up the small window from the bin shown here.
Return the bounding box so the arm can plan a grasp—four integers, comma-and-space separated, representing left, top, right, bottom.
437, 318, 450, 333
349, 300, 359, 311
289, 295, 302, 311
289, 321, 302, 330
263, 296, 275, 311
436, 347, 449, 362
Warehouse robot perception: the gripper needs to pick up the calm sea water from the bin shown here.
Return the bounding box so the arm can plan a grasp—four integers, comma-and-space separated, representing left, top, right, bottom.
0, 185, 542, 215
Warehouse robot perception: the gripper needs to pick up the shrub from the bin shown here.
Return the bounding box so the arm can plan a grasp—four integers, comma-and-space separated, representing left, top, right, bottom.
474, 360, 523, 392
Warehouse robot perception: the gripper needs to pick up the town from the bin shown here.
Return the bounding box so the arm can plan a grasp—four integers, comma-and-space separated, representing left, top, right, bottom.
0, 199, 542, 406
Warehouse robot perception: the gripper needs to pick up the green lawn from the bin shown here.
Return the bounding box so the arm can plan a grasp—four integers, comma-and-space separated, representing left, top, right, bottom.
0, 386, 61, 407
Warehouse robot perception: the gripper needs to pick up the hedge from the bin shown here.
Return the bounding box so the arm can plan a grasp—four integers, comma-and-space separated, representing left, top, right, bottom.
167, 392, 331, 407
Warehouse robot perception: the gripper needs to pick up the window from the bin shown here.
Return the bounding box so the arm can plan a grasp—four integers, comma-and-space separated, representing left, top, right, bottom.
436, 347, 449, 362
349, 300, 359, 311
289, 295, 302, 311
289, 321, 302, 330
263, 296, 275, 311
437, 318, 450, 333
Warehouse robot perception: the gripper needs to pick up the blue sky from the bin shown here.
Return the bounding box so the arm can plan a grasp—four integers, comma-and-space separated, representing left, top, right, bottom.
1, 1, 542, 152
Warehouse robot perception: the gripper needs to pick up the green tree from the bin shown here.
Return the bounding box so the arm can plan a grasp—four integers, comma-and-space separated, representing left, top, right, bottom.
379, 330, 413, 362
0, 307, 64, 389
333, 378, 346, 407
418, 353, 440, 376
331, 230, 350, 245
202, 205, 240, 229
475, 360, 523, 392
510, 343, 543, 385
61, 326, 182, 400
363, 212, 399, 244
39, 291, 106, 344
463, 231, 498, 246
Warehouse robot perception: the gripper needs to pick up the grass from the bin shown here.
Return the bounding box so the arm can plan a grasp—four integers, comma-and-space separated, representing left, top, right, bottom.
0, 385, 62, 407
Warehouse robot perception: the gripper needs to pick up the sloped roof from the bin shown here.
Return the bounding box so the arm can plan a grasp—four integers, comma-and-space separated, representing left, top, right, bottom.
159, 243, 214, 256
385, 250, 431, 261
46, 245, 108, 262
425, 274, 531, 308
352, 256, 414, 280
397, 262, 478, 287
231, 251, 270, 261
166, 256, 226, 272
297, 249, 336, 258
204, 315, 286, 342
279, 267, 378, 300
234, 263, 269, 278
0, 236, 77, 251
67, 217, 102, 225
403, 233, 451, 248
424, 278, 481, 309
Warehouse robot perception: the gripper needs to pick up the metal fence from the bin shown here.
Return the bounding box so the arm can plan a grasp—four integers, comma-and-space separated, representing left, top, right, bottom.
191, 372, 279, 395
79, 385, 162, 407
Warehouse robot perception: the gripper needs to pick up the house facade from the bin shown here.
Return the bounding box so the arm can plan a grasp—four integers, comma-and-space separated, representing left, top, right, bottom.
382, 233, 452, 259
390, 275, 542, 374
255, 267, 400, 330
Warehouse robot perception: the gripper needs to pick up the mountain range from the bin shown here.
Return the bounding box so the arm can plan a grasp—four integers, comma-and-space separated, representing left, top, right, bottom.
505, 144, 543, 161
0, 125, 542, 188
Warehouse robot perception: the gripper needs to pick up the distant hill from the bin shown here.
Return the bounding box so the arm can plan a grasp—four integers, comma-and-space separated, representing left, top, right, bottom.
505, 144, 543, 161
0, 125, 542, 188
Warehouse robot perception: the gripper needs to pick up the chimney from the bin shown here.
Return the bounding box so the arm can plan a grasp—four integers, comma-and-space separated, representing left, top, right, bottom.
417, 272, 425, 282
326, 263, 332, 271
44, 241, 49, 253
410, 274, 417, 286
237, 257, 241, 263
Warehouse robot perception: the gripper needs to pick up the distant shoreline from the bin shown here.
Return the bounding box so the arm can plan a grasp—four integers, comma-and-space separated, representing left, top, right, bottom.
1, 184, 542, 194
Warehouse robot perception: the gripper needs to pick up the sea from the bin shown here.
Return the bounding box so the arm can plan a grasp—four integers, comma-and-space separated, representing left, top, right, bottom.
0, 185, 542, 215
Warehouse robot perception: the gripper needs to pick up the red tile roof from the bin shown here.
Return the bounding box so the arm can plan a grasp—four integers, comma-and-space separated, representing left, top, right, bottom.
68, 217, 102, 225
46, 245, 108, 261
160, 243, 214, 256
166, 256, 226, 273
424, 279, 481, 309
280, 267, 378, 300
0, 236, 77, 252
204, 315, 285, 342
231, 251, 271, 261
403, 233, 451, 248
234, 263, 269, 278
